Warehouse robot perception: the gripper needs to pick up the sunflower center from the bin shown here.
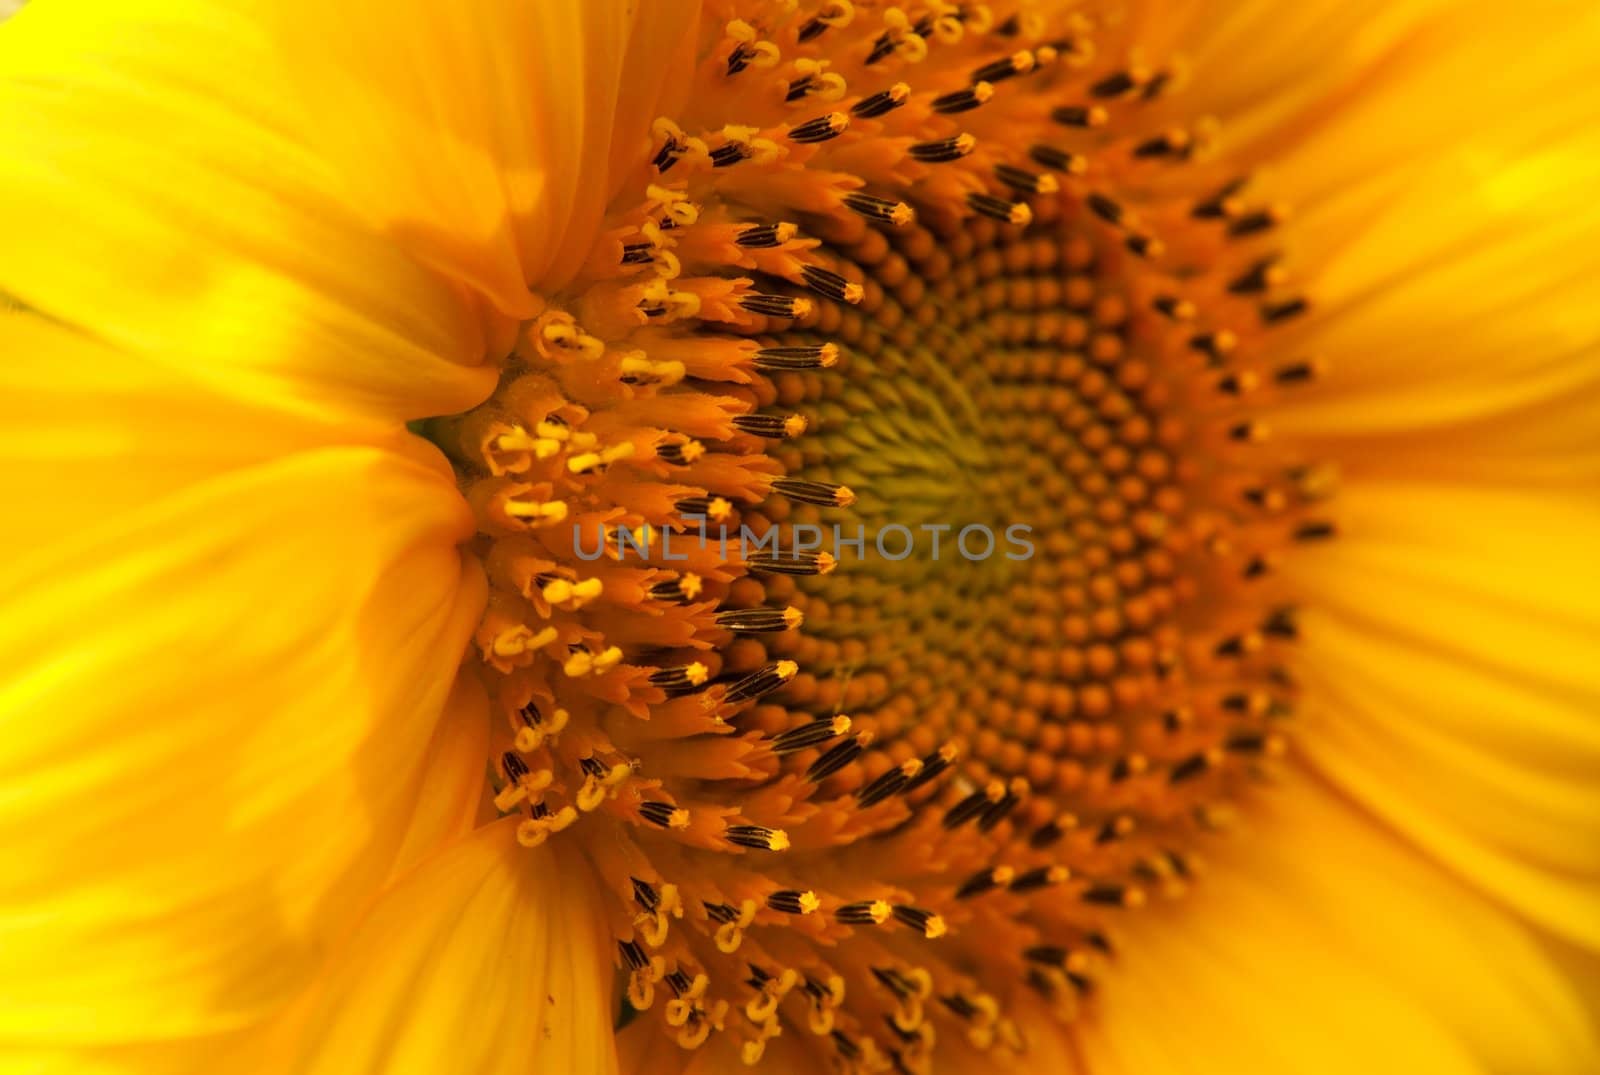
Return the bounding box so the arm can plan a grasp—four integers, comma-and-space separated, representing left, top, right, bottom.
427, 4, 1334, 1070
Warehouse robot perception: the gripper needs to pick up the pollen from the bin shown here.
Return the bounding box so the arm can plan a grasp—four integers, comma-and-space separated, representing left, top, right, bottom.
428, 3, 1331, 1071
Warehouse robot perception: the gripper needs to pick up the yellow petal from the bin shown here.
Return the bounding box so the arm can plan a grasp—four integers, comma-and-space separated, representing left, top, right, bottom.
1249, 3, 1600, 444
267, 0, 701, 311
1270, 1, 1600, 223
0, 306, 443, 561
1287, 480, 1600, 949
1078, 823, 1487, 1075
1272, 116, 1600, 450
1136, 0, 1452, 158
1135, 2, 1600, 454
0, 448, 486, 1046
1081, 767, 1599, 1072
0, 0, 502, 427
286, 820, 618, 1075
388, 670, 492, 881
1218, 772, 1599, 1070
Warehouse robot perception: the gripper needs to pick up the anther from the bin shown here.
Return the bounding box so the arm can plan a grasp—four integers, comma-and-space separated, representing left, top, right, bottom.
977, 779, 1026, 831
768, 889, 820, 914
771, 477, 855, 507
503, 498, 569, 526
732, 413, 809, 439
931, 82, 995, 114
562, 642, 622, 678
771, 714, 851, 754
1082, 883, 1143, 908
803, 973, 845, 1006
649, 573, 703, 603
789, 112, 850, 144
995, 163, 1059, 195
728, 824, 792, 851
736, 222, 797, 248
836, 900, 892, 925
1217, 371, 1258, 397
892, 905, 947, 939
620, 242, 655, 265
1220, 692, 1268, 716
1261, 297, 1309, 324
967, 193, 1032, 225
870, 966, 919, 1001
1152, 294, 1196, 321
1029, 144, 1087, 173
972, 51, 1035, 83
801, 265, 865, 304
1227, 731, 1287, 757
1051, 104, 1107, 128
675, 496, 732, 520
1086, 193, 1125, 226
1188, 330, 1237, 363
851, 83, 910, 119
652, 136, 686, 173
1290, 462, 1339, 501
955, 866, 1015, 898
842, 192, 915, 226
855, 758, 923, 807
1229, 257, 1285, 295
1294, 520, 1338, 542
650, 663, 710, 691
1143, 69, 1175, 99
1110, 756, 1147, 783
711, 141, 754, 168
640, 801, 690, 828
753, 343, 839, 371
1243, 554, 1275, 579
1089, 70, 1140, 98
1168, 751, 1216, 784
1029, 817, 1068, 848
910, 134, 977, 163
1228, 207, 1284, 238
1274, 358, 1323, 385
727, 42, 755, 76
739, 293, 813, 319
1009, 865, 1070, 892
632, 877, 660, 912
797, 17, 830, 43
513, 705, 567, 753
658, 439, 705, 465
1193, 177, 1249, 219
501, 751, 530, 784
806, 732, 868, 780
715, 605, 805, 633
1133, 129, 1192, 159
1125, 233, 1163, 258
901, 743, 958, 792
747, 549, 837, 576
724, 660, 799, 703
940, 993, 982, 1026
1023, 946, 1072, 968
864, 32, 897, 66
1263, 607, 1299, 639
943, 780, 1006, 828
619, 939, 649, 970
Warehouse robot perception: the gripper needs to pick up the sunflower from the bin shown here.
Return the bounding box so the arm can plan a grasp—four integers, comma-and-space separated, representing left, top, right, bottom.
1, 0, 1596, 1072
